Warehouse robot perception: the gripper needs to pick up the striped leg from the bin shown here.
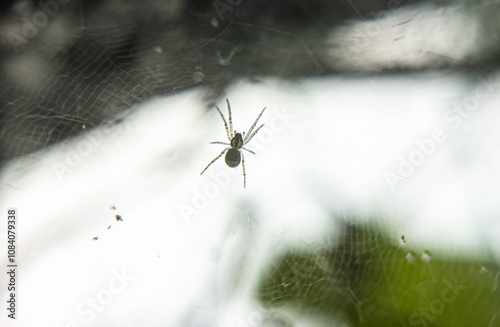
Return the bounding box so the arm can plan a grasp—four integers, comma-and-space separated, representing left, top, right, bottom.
200, 148, 229, 175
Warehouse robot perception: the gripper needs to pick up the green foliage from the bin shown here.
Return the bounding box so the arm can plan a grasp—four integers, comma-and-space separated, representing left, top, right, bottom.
257, 224, 500, 326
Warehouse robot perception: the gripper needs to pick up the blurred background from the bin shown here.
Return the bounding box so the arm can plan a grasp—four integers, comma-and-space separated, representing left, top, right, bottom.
0, 0, 500, 326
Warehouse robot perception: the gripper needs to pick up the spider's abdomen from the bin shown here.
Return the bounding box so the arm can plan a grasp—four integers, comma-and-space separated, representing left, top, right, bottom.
225, 148, 241, 168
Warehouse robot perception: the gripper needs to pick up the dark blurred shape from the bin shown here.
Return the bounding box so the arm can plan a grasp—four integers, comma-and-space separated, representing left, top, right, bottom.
1, 0, 499, 162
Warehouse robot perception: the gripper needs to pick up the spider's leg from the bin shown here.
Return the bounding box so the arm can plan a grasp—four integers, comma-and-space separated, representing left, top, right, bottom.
242, 147, 255, 155
210, 141, 231, 145
200, 148, 229, 175
241, 152, 246, 188
243, 124, 264, 145
226, 98, 234, 139
215, 105, 232, 142
244, 107, 266, 143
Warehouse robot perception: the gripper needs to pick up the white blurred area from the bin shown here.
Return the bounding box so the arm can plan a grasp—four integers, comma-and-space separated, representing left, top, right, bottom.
1, 70, 500, 326
325, 3, 500, 71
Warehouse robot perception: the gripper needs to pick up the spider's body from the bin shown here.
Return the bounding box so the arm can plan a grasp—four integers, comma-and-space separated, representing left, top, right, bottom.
225, 132, 244, 167
200, 99, 266, 188
225, 147, 241, 167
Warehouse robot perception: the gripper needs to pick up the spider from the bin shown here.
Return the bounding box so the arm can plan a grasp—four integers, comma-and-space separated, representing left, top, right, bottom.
200, 99, 266, 188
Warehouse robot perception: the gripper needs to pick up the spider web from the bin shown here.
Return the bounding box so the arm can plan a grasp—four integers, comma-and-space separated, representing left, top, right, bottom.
255, 211, 500, 326
0, 0, 200, 162
1, 1, 500, 327
0, 0, 346, 163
